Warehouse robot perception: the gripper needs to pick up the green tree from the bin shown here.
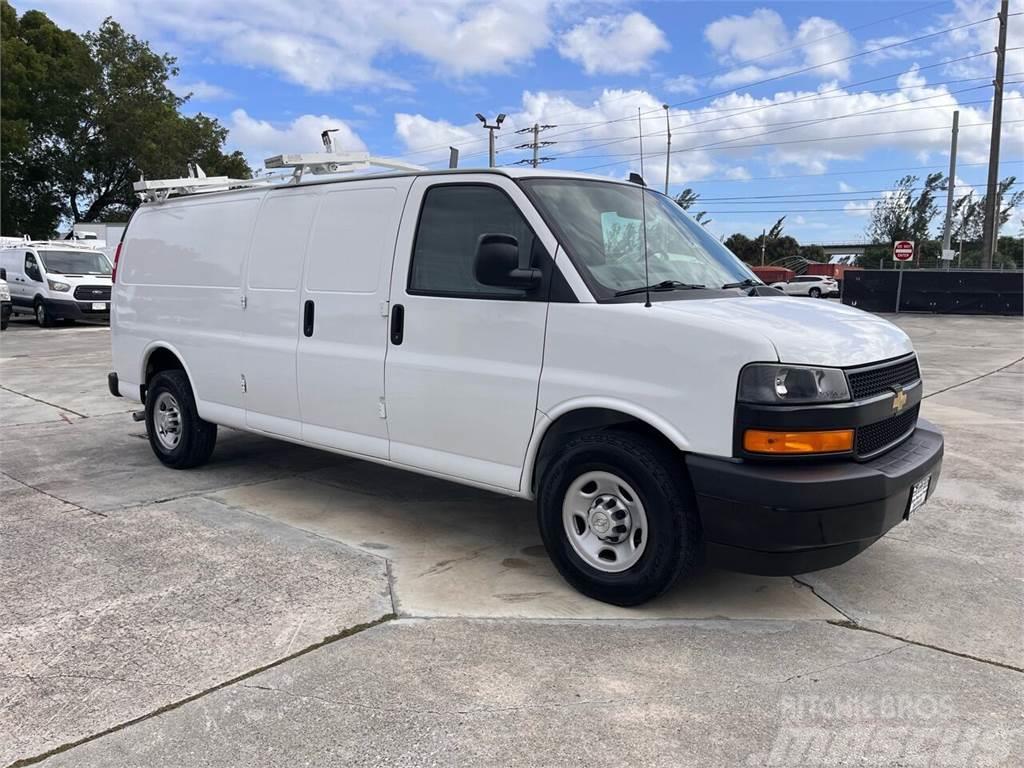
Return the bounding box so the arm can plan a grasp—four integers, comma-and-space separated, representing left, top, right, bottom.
866, 173, 945, 245
1, 3, 250, 236
674, 187, 710, 226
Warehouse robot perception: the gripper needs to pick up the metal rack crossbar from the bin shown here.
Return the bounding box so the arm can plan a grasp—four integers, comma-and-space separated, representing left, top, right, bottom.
133, 152, 427, 203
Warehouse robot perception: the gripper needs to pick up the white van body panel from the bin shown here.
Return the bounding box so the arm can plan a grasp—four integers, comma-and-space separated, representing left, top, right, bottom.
113, 193, 261, 419
537, 302, 778, 461
241, 188, 319, 438
297, 179, 413, 459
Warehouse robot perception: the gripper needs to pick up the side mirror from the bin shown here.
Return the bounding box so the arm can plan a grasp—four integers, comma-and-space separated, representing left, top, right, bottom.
474, 233, 541, 290
0, 268, 6, 280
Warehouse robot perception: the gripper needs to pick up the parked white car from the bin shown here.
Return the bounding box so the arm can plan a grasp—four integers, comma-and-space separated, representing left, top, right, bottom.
0, 242, 112, 326
108, 167, 942, 606
770, 274, 838, 298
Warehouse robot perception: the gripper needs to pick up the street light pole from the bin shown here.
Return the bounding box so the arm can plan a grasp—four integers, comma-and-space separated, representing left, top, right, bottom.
941, 110, 960, 268
476, 113, 506, 168
662, 104, 671, 195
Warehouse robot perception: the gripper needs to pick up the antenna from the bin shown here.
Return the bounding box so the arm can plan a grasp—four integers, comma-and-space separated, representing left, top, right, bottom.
637, 108, 651, 308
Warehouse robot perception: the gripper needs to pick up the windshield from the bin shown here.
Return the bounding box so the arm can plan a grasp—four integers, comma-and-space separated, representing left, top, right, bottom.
38, 250, 111, 275
522, 179, 759, 300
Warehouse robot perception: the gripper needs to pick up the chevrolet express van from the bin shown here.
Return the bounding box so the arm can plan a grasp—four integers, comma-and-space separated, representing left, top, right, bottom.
0, 241, 112, 326
108, 168, 943, 605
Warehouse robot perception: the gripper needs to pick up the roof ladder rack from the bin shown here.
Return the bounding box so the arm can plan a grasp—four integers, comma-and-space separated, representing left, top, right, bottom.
133, 152, 427, 202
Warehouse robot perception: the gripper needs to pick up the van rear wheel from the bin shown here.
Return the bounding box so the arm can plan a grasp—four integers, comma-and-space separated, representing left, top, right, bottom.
145, 370, 217, 469
537, 430, 702, 606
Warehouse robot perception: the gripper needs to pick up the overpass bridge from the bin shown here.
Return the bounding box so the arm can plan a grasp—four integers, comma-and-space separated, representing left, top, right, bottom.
814, 240, 871, 259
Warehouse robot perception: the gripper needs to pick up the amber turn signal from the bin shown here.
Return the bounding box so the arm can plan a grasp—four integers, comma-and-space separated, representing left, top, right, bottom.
744, 428, 854, 454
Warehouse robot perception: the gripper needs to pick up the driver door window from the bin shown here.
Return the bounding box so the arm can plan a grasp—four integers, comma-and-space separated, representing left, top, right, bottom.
24, 254, 42, 282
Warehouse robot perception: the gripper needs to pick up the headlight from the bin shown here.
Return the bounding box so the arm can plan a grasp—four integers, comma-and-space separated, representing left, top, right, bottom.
47, 279, 71, 292
738, 363, 850, 404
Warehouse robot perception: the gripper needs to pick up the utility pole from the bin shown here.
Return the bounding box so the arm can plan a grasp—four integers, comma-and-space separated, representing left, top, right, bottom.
514, 123, 557, 168
662, 104, 671, 195
476, 113, 506, 168
760, 228, 767, 265
981, 0, 1009, 268
941, 110, 960, 267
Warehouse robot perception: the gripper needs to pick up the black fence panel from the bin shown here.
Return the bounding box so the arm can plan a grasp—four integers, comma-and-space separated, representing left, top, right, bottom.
842, 270, 1023, 316
842, 270, 900, 313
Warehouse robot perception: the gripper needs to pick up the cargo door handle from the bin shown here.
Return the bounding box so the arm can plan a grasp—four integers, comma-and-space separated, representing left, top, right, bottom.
303, 300, 315, 337
390, 304, 404, 345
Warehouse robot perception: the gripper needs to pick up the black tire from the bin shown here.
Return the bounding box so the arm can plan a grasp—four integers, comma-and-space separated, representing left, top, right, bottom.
808, 287, 822, 298
0, 316, 7, 331
145, 369, 217, 469
34, 299, 54, 327
537, 429, 702, 606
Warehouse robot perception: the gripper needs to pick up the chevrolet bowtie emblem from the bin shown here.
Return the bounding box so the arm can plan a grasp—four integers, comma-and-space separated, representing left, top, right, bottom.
891, 387, 908, 413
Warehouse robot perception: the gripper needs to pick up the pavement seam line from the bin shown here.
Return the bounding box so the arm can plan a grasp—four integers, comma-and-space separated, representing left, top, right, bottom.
791, 575, 854, 622
0, 471, 108, 518
0, 384, 89, 419
827, 620, 1024, 674
6, 613, 397, 768
922, 355, 1024, 400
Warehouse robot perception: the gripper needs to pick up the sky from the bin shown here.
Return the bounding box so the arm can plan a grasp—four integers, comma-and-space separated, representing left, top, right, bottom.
25, 0, 1024, 243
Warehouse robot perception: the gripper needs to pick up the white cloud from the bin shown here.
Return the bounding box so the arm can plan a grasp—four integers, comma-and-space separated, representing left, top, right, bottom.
794, 17, 854, 79
559, 13, 669, 75
226, 109, 366, 169
664, 74, 700, 95
705, 9, 790, 63
704, 9, 855, 88
838, 181, 856, 193
31, 0, 554, 91
171, 80, 233, 101
725, 166, 751, 180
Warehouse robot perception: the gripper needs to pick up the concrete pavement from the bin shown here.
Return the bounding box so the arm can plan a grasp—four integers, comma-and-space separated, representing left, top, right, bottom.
0, 313, 1021, 766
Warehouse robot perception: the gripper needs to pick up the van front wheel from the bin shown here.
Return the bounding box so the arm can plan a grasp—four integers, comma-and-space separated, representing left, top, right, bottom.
34, 299, 54, 328
537, 430, 702, 606
145, 370, 217, 469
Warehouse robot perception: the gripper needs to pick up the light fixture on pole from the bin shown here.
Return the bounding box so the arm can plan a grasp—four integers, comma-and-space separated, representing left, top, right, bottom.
476, 113, 506, 168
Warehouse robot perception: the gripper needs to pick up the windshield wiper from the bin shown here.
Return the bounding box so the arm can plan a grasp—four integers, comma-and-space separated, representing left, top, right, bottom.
615, 280, 706, 297
721, 278, 763, 289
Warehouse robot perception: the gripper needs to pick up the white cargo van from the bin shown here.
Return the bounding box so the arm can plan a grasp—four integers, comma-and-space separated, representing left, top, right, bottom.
108, 165, 943, 605
0, 241, 112, 326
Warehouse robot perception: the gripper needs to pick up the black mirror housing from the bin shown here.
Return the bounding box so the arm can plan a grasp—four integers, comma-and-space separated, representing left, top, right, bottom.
474, 233, 541, 290
0, 268, 6, 280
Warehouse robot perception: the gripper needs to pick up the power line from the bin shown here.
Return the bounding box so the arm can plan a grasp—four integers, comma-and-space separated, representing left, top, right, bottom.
543, 85, 1019, 163
577, 119, 1024, 171
670, 159, 1024, 186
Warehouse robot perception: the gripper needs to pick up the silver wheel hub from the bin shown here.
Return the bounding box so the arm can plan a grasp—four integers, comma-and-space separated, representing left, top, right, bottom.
563, 471, 648, 573
153, 392, 182, 451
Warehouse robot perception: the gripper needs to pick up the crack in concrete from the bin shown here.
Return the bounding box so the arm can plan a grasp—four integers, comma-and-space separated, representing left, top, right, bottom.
791, 575, 853, 623
6, 614, 396, 768
0, 384, 88, 419
827, 620, 1024, 674
0, 471, 107, 518
922, 355, 1024, 400
778, 643, 908, 684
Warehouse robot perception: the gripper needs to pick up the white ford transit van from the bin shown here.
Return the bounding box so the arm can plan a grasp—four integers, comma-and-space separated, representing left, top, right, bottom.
108, 167, 943, 605
0, 241, 112, 326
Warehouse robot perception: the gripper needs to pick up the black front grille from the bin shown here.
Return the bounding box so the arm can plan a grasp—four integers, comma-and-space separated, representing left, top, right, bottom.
847, 356, 920, 400
857, 404, 919, 456
73, 285, 111, 301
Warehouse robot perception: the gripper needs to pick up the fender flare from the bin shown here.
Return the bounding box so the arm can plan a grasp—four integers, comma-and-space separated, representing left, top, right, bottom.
520, 397, 691, 497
